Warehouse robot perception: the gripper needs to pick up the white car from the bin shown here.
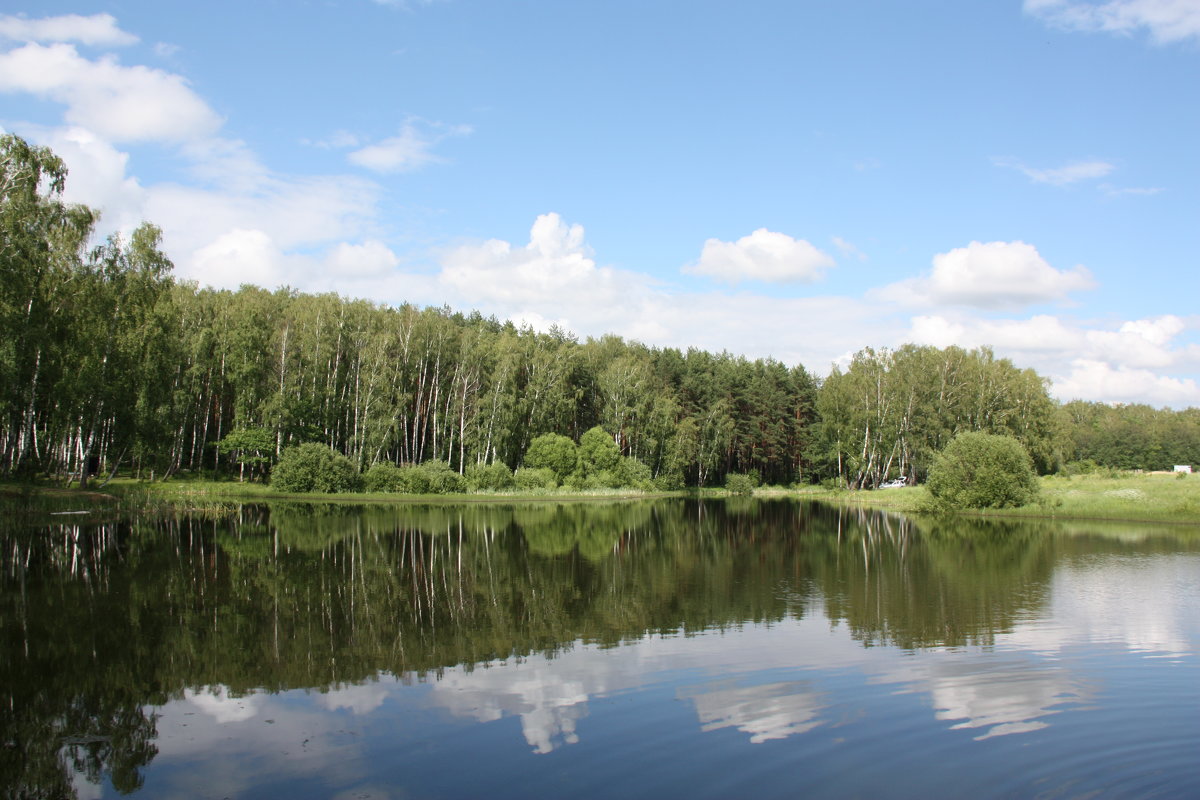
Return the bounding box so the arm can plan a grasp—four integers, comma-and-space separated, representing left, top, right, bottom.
879, 478, 907, 489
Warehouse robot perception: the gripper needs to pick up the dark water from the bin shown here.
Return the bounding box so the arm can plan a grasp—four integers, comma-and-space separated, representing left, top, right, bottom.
3, 500, 1199, 799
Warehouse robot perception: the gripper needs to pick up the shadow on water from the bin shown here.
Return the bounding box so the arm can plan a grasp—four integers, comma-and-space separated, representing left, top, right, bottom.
3, 498, 1199, 797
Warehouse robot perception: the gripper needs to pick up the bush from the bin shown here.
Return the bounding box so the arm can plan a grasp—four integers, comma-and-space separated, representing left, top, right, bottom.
514, 466, 557, 491
725, 473, 757, 496
271, 443, 362, 493
363, 462, 405, 492
653, 470, 685, 491
615, 456, 653, 490
577, 470, 617, 490
397, 466, 429, 494
465, 461, 515, 491
578, 426, 620, 477
417, 460, 466, 494
524, 433, 579, 482
926, 432, 1040, 509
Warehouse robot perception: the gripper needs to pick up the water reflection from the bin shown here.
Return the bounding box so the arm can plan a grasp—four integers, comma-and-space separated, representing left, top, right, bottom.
684, 680, 827, 743
2, 501, 1199, 797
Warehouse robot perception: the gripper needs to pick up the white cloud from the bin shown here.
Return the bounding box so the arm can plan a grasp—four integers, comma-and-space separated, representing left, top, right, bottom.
185, 685, 265, 724
0, 42, 222, 143
1025, 0, 1200, 43
146, 169, 380, 264
876, 241, 1095, 310
907, 313, 1200, 407
994, 157, 1115, 186
0, 13, 137, 46
32, 125, 146, 232
347, 120, 471, 173
434, 214, 888, 370
440, 212, 631, 309
683, 228, 835, 284
316, 682, 391, 714
685, 681, 827, 743
326, 240, 400, 278
1053, 359, 1200, 405
191, 229, 290, 290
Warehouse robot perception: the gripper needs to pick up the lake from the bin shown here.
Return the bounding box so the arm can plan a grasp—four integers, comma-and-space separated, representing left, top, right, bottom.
3, 499, 1199, 798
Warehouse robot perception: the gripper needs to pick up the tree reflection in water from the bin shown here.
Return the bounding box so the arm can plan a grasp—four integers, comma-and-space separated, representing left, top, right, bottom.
3, 499, 1198, 796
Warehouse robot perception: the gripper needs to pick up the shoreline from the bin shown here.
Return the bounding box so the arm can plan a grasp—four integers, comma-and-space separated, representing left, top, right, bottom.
3, 472, 1197, 528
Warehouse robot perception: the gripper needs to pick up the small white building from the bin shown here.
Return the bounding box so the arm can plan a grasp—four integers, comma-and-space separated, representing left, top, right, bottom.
1174, 465, 1192, 474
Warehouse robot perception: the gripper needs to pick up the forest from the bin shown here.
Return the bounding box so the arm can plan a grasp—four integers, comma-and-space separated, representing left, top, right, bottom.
3, 133, 1199, 490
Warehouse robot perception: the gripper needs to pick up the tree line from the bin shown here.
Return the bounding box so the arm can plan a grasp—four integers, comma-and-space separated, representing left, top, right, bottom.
2, 134, 1198, 489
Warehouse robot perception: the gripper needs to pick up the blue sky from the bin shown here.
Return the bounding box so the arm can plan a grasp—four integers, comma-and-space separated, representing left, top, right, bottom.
2, 1, 1198, 406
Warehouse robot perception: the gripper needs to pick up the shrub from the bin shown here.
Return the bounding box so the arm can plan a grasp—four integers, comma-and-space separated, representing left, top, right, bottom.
725, 473, 757, 496
614, 456, 653, 490
465, 461, 515, 491
524, 433, 579, 482
653, 470, 685, 491
926, 432, 1040, 509
417, 460, 466, 494
580, 470, 618, 490
398, 466, 429, 494
271, 443, 362, 493
514, 466, 557, 491
578, 426, 620, 477
363, 462, 405, 492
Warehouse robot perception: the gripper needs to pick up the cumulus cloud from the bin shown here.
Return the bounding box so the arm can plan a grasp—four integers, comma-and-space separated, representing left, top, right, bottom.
907, 312, 1200, 407
191, 229, 289, 290
185, 685, 265, 724
0, 13, 137, 46
326, 240, 401, 278
1054, 359, 1200, 405
1025, 0, 1200, 44
685, 681, 827, 743
347, 119, 471, 173
440, 213, 632, 309
29, 125, 146, 230
0, 42, 222, 143
993, 157, 1115, 186
433, 214, 886, 369
683, 228, 834, 284
875, 241, 1095, 310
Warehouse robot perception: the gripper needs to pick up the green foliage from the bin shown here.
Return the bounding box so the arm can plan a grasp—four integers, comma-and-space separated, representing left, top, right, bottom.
271, 443, 362, 493
10, 133, 1192, 495
725, 473, 757, 496
514, 466, 557, 491
417, 459, 466, 494
215, 427, 275, 481
817, 345, 1061, 489
1059, 400, 1200, 472
926, 432, 1040, 509
524, 433, 579, 481
578, 426, 620, 477
364, 460, 466, 494
363, 462, 405, 492
615, 456, 653, 490
464, 461, 515, 491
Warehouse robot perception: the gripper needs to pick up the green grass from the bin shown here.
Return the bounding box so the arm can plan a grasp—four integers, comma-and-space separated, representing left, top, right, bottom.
810, 471, 1200, 525
6, 471, 1198, 525
99, 474, 682, 507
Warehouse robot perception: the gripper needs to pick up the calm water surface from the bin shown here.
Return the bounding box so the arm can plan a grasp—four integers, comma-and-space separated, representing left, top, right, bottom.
3, 499, 1199, 798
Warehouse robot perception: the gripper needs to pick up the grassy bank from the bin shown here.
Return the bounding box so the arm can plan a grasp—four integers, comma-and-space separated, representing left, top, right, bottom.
815, 471, 1200, 525
4, 471, 1198, 525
